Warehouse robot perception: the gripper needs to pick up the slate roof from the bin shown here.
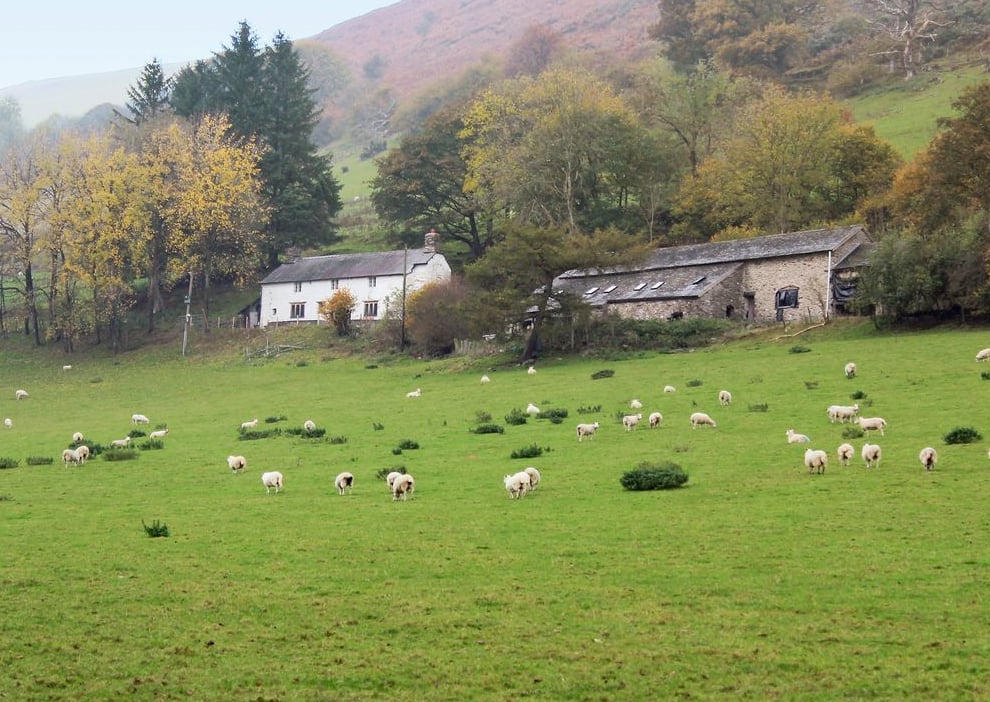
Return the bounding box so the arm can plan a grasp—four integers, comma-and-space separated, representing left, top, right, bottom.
260, 249, 440, 285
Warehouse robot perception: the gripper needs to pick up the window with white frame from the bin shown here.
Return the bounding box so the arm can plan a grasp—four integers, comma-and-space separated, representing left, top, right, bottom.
363, 301, 379, 318
368, 276, 377, 288
330, 279, 339, 290
290, 302, 305, 319
293, 281, 302, 293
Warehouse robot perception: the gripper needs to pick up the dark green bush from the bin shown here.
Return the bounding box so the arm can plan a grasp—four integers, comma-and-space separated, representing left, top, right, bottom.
375, 466, 406, 480
850, 390, 868, 400
295, 360, 309, 367
686, 379, 703, 387
328, 435, 348, 445
239, 428, 282, 440
944, 427, 982, 445
510, 444, 544, 459
142, 520, 170, 538
982, 371, 990, 381
475, 410, 493, 423
127, 429, 147, 439
804, 381, 818, 389
577, 405, 601, 414
397, 439, 419, 450
71, 441, 102, 456
790, 345, 811, 354
538, 408, 568, 421
591, 369, 615, 379
372, 422, 385, 431
620, 462, 689, 491
842, 426, 864, 440
26, 456, 54, 465
138, 439, 164, 451
504, 408, 528, 426
471, 423, 504, 434
102, 448, 138, 461
748, 403, 769, 412
0, 458, 20, 469
265, 415, 287, 424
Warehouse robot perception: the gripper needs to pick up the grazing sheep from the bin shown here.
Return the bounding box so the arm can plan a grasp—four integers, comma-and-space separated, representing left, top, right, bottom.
303, 419, 316, 432
663, 385, 676, 393
480, 375, 491, 384
149, 429, 169, 439
718, 390, 732, 406
622, 413, 643, 431
406, 388, 421, 398
3, 418, 10, 429
856, 416, 887, 436
919, 447, 938, 471
335, 471, 355, 495
62, 365, 72, 371
827, 404, 860, 423
62, 448, 82, 466
131, 413, 150, 425
526, 403, 541, 416
527, 366, 537, 375
14, 389, 28, 400
110, 436, 131, 448
576, 422, 600, 442
262, 471, 284, 495
385, 471, 403, 490
524, 466, 541, 491
977, 348, 990, 362
648, 412, 663, 428
804, 448, 828, 474
227, 455, 247, 474
690, 412, 717, 429
72, 431, 84, 443
504, 471, 531, 499
75, 445, 90, 463
786, 428, 811, 444
837, 443, 855, 467
240, 418, 259, 430
392, 473, 415, 501
861, 443, 882, 469
630, 399, 643, 409
844, 362, 857, 378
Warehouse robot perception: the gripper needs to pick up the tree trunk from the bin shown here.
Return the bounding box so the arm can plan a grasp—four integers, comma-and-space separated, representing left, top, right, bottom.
24, 263, 41, 346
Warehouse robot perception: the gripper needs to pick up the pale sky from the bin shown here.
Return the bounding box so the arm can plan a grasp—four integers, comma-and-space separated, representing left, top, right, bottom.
0, 1, 400, 90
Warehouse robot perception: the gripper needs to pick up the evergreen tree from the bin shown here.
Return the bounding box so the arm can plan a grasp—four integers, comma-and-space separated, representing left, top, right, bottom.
122, 59, 174, 125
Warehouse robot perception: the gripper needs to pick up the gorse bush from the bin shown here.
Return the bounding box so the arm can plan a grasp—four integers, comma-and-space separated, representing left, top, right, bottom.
142, 520, 170, 538
842, 426, 865, 440
475, 410, 493, 423
748, 403, 769, 412
0, 458, 21, 469
471, 423, 504, 434
26, 456, 54, 465
397, 439, 420, 450
504, 408, 528, 425
620, 462, 689, 491
375, 466, 406, 480
328, 435, 348, 445
239, 428, 281, 440
127, 429, 147, 439
138, 440, 164, 451
265, 415, 287, 424
577, 405, 601, 414
510, 444, 544, 459
851, 390, 868, 400
591, 369, 615, 379
686, 379, 703, 387
790, 345, 811, 354
944, 427, 982, 445
102, 448, 138, 462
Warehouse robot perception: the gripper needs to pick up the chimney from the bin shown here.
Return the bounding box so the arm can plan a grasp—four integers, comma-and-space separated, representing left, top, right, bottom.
424, 228, 440, 253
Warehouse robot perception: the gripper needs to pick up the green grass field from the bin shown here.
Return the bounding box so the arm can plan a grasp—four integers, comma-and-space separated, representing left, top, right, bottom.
2, 321, 990, 700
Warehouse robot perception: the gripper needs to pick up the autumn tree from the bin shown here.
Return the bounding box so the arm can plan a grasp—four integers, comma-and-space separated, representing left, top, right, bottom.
318, 288, 357, 336
405, 278, 471, 355
861, 0, 948, 78
503, 25, 565, 78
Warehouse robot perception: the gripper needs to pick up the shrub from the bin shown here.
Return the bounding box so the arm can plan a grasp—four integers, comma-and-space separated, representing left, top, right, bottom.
72, 441, 102, 456
142, 520, 170, 538
397, 439, 420, 450
265, 415, 287, 424
375, 466, 406, 480
577, 405, 601, 414
328, 435, 348, 445
239, 428, 281, 440
850, 390, 868, 400
127, 429, 147, 439
944, 427, 982, 445
842, 426, 865, 440
748, 403, 769, 412
538, 408, 568, 421
103, 448, 138, 461
504, 408, 528, 426
686, 379, 703, 387
510, 444, 544, 459
295, 360, 309, 367
0, 494, 12, 501
26, 456, 53, 465
620, 462, 689, 491
804, 381, 818, 389
138, 439, 164, 451
790, 345, 811, 354
372, 422, 385, 431
591, 369, 615, 379
982, 371, 990, 381
0, 458, 20, 469
471, 423, 504, 434
475, 410, 493, 423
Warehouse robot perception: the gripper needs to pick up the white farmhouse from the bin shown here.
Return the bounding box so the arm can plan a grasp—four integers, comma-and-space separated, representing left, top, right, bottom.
259, 231, 451, 327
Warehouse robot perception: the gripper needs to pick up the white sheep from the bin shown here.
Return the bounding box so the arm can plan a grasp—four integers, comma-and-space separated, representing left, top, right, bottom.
392, 473, 415, 501
862, 443, 882, 469
75, 445, 90, 463
524, 466, 541, 491
227, 455, 247, 474
690, 412, 716, 429
804, 448, 828, 474
857, 416, 887, 436
526, 403, 541, 416
406, 388, 421, 398
480, 375, 491, 384
837, 443, 854, 467
504, 471, 531, 499
622, 413, 643, 431
131, 413, 150, 425
844, 362, 857, 378
527, 366, 537, 375
827, 404, 859, 423
385, 471, 403, 490
576, 422, 600, 442
72, 431, 84, 443
977, 348, 990, 362
62, 448, 82, 466
630, 399, 643, 409
718, 390, 732, 406
262, 471, 284, 494
786, 428, 811, 444
14, 389, 28, 400
3, 418, 10, 429
149, 429, 169, 439
648, 411, 663, 428
919, 447, 938, 471
62, 365, 72, 371
303, 419, 316, 432
240, 418, 259, 430
663, 385, 676, 393
335, 471, 355, 495
110, 436, 131, 448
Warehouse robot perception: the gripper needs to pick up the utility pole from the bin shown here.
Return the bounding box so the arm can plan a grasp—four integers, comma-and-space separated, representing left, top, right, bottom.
182, 271, 193, 356
400, 246, 408, 351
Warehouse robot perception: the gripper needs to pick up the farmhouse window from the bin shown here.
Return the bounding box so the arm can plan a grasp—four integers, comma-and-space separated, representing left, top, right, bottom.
364, 301, 379, 318
290, 302, 305, 319
775, 287, 799, 308
330, 279, 339, 290
368, 276, 377, 288
293, 281, 303, 293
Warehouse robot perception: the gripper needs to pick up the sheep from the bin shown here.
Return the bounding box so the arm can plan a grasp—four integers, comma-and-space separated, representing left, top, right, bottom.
648, 411, 663, 428
837, 442, 855, 467
406, 388, 421, 398
576, 422, 600, 442
844, 362, 857, 378
786, 428, 811, 444
109, 436, 131, 448
804, 448, 828, 474
385, 471, 403, 490
663, 385, 676, 393
504, 471, 531, 499
526, 403, 541, 416
14, 389, 28, 400
335, 471, 355, 495
480, 375, 491, 384
72, 431, 84, 443
75, 445, 90, 463
977, 348, 990, 362
919, 446, 938, 471
227, 455, 247, 474
524, 466, 541, 491
62, 448, 81, 466
827, 404, 860, 423
262, 471, 284, 495
718, 390, 732, 406
62, 365, 72, 371
303, 419, 316, 432
630, 399, 643, 409
240, 418, 259, 430
857, 416, 887, 436
527, 366, 537, 376
690, 412, 717, 429
149, 429, 169, 439
3, 418, 10, 429
622, 413, 643, 431
131, 413, 150, 425
392, 473, 415, 501
862, 443, 882, 469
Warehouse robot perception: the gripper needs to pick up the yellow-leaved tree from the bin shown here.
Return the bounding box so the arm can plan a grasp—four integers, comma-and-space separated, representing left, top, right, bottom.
318, 288, 357, 337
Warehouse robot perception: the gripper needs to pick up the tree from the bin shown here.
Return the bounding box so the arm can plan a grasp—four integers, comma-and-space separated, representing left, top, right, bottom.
121, 59, 174, 125
405, 278, 471, 356
318, 288, 357, 336
503, 25, 564, 78
861, 0, 948, 78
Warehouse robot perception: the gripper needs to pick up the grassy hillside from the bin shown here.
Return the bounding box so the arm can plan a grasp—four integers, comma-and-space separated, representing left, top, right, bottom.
2, 320, 990, 698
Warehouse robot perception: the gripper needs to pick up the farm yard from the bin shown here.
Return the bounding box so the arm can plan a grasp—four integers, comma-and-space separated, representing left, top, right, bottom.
1, 321, 990, 700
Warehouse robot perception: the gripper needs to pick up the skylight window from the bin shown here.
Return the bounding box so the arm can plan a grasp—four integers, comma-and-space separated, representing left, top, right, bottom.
633, 282, 647, 291
603, 284, 617, 293
650, 281, 664, 290
691, 276, 707, 285
584, 286, 599, 295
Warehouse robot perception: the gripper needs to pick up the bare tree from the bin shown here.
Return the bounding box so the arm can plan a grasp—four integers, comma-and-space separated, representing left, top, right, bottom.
862, 0, 949, 78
